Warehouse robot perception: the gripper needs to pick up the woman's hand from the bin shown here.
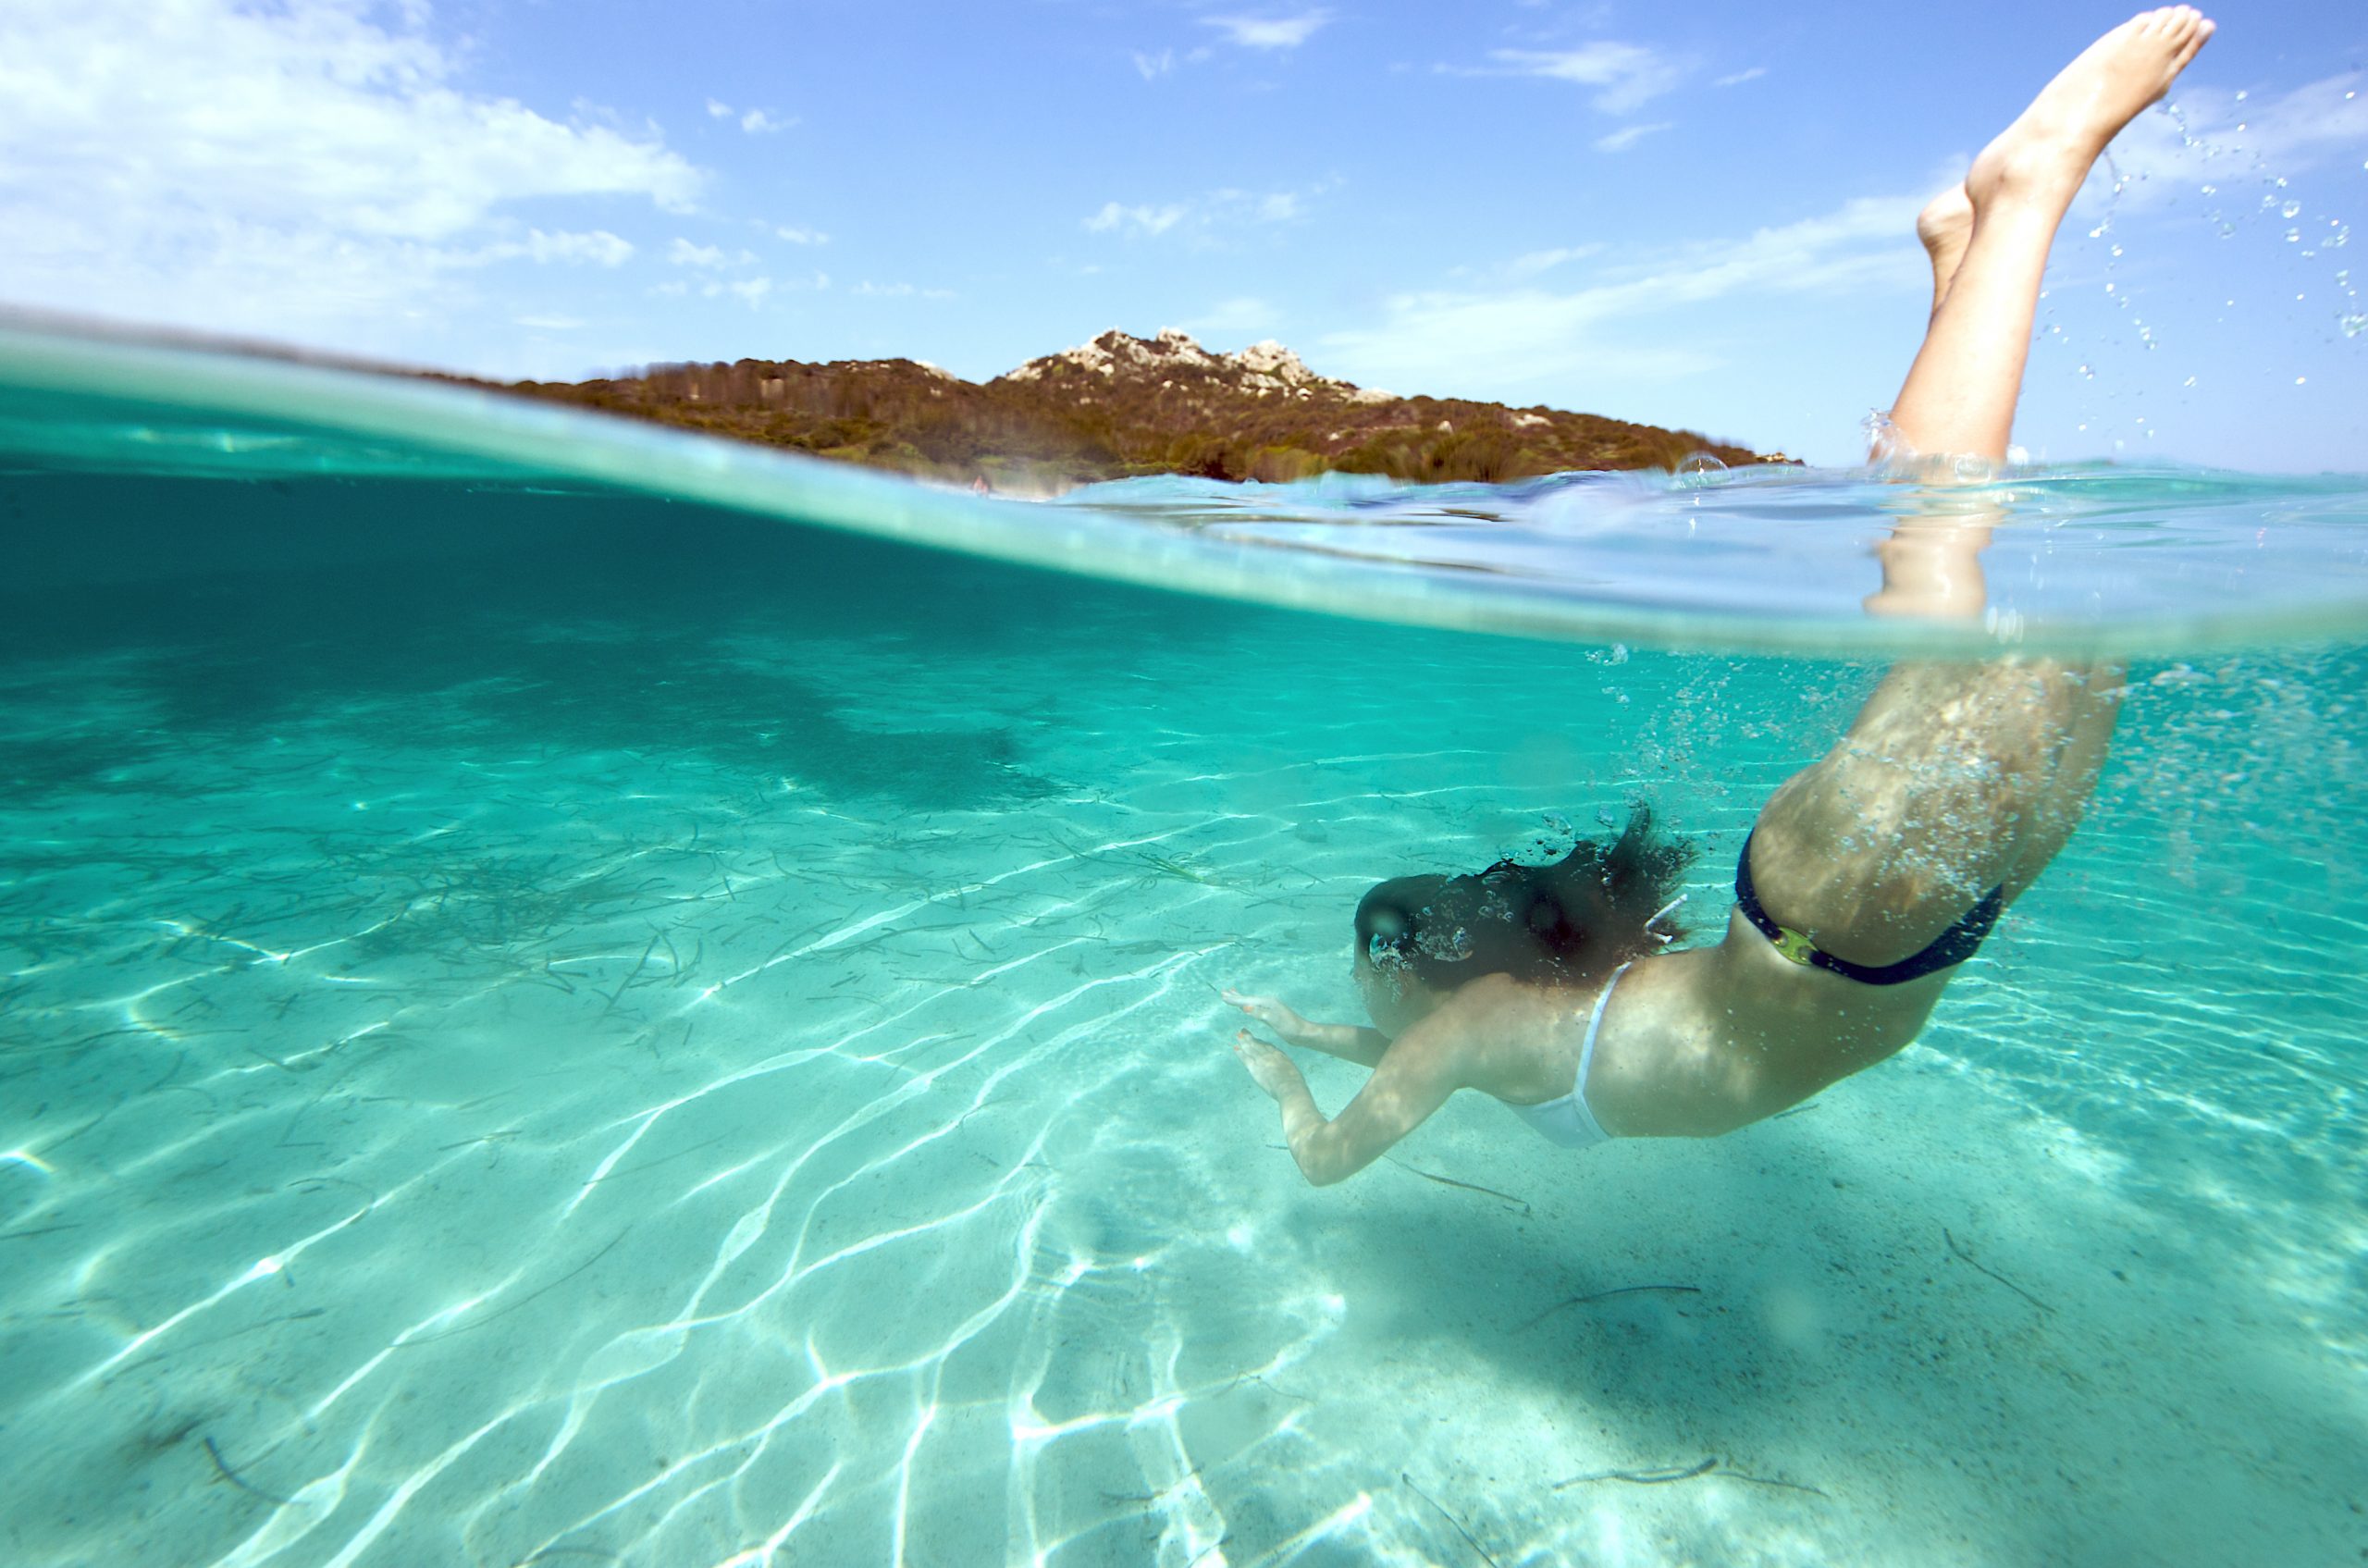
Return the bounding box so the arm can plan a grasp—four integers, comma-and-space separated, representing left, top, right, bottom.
1231, 1030, 1304, 1102
1222, 988, 1308, 1045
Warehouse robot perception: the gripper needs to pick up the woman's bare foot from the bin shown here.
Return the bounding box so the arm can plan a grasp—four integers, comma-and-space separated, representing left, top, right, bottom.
1967, 6, 2214, 212
1918, 185, 1974, 313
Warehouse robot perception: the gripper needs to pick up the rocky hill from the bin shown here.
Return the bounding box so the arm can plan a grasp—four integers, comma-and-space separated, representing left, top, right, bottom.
498, 327, 1772, 490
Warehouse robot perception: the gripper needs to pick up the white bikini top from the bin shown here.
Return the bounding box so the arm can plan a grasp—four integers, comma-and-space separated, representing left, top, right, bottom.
1499, 960, 1631, 1149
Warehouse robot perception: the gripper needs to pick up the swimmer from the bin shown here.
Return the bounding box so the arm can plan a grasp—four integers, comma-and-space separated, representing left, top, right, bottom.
1225, 8, 2215, 1185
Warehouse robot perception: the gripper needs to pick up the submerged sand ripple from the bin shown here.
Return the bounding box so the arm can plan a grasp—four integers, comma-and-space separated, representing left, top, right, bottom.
2, 620, 2362, 1568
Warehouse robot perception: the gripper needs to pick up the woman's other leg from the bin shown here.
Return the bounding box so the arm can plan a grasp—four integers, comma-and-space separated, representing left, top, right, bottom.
1917, 184, 1974, 318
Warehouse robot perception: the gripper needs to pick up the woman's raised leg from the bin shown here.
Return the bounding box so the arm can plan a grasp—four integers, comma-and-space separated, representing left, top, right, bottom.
1751, 11, 2214, 964
1886, 7, 2214, 462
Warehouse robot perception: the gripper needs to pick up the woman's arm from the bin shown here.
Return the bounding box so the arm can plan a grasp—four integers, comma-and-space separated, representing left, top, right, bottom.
1230, 1017, 1463, 1186
1223, 990, 1390, 1068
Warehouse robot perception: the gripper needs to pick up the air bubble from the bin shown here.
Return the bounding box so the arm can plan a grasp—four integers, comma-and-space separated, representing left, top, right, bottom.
2341, 315, 2367, 339
2078, 364, 2095, 378
2283, 201, 2302, 218
2286, 228, 2301, 243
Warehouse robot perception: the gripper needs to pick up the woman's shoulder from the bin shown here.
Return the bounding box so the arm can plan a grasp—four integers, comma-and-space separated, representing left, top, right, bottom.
1421, 971, 1597, 1091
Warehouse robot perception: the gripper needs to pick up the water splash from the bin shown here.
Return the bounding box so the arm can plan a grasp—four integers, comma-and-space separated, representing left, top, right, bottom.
1673, 451, 1730, 488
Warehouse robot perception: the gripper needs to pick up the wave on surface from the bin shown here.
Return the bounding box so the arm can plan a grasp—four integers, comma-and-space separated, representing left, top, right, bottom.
4, 316, 2365, 654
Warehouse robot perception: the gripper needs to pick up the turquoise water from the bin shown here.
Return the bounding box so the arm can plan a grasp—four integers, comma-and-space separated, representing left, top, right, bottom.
0, 322, 2363, 1567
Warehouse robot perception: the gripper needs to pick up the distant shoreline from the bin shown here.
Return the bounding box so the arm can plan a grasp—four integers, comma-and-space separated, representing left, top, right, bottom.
460, 327, 1786, 493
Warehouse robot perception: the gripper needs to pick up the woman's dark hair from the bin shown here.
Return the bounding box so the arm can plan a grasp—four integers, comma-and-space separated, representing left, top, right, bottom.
1353, 805, 1696, 993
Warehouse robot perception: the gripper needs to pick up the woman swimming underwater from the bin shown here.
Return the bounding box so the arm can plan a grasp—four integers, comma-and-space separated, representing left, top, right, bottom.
1225, 7, 2214, 1186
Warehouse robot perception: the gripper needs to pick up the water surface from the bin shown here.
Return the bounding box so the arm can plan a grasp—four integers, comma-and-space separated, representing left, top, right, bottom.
1, 322, 2362, 1567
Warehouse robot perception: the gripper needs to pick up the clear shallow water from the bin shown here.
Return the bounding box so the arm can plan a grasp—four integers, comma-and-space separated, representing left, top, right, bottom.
0, 322, 2363, 1567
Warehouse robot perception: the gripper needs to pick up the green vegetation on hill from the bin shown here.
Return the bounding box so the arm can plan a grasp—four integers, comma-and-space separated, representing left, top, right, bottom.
495, 329, 1774, 491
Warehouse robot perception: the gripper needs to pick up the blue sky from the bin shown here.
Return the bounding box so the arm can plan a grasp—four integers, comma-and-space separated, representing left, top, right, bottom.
2, 0, 2362, 466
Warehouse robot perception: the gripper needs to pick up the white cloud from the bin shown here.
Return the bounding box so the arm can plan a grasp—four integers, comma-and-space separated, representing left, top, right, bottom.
701, 98, 792, 133
0, 0, 701, 356
1085, 201, 1190, 237
773, 225, 830, 245
415, 227, 637, 269
1321, 192, 1927, 393
668, 238, 757, 268
1506, 243, 1607, 278
852, 281, 955, 299
1485, 42, 1689, 115
1594, 122, 1671, 154
1082, 185, 1318, 239
1202, 11, 1332, 51
503, 228, 634, 266
514, 314, 586, 330
690, 270, 826, 297
1715, 66, 1767, 87
1133, 48, 1176, 80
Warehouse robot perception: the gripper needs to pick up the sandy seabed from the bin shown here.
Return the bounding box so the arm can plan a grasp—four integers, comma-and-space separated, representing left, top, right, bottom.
1, 566, 2362, 1568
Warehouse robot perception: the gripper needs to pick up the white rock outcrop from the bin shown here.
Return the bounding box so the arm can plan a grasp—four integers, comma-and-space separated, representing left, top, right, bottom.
998, 328, 1392, 403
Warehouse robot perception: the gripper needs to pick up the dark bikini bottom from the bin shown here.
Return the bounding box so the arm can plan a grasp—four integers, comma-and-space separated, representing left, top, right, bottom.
1734, 830, 2003, 986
